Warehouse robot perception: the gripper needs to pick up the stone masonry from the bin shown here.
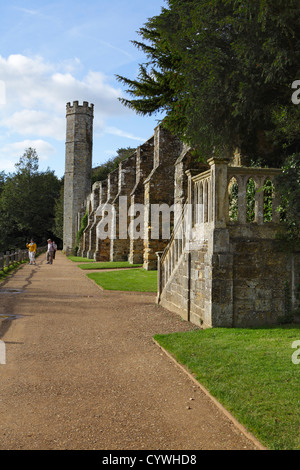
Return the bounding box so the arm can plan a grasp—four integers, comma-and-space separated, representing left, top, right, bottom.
63, 101, 94, 254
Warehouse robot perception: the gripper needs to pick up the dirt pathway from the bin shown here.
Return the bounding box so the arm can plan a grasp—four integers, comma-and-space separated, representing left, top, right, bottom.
0, 251, 261, 450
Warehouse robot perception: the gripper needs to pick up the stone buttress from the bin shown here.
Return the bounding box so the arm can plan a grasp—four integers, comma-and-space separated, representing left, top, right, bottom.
143, 125, 182, 270
128, 137, 154, 264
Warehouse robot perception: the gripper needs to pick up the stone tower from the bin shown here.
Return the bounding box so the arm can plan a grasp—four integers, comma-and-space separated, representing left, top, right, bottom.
63, 101, 94, 254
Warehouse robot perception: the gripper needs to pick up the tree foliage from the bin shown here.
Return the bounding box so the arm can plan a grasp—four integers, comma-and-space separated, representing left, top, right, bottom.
0, 148, 62, 251
276, 153, 300, 242
92, 147, 136, 184
117, 0, 300, 162
53, 184, 64, 243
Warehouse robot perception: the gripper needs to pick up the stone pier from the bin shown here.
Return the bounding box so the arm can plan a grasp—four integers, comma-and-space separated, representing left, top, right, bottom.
110, 153, 137, 261
143, 125, 182, 270
87, 181, 107, 259
129, 137, 154, 264
94, 169, 119, 261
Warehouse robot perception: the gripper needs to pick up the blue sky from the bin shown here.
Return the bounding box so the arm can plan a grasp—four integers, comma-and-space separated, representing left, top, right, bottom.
0, 0, 166, 178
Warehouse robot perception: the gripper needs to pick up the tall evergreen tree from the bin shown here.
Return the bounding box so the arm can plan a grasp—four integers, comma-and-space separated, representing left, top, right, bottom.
117, 0, 300, 165
92, 147, 136, 184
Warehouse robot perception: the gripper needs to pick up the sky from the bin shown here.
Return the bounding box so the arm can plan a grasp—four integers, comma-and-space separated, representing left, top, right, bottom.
0, 0, 167, 178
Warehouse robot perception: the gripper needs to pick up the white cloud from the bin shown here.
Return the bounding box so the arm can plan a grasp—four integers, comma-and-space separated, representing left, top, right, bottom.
104, 126, 146, 142
0, 53, 129, 136
1, 110, 65, 140
0, 53, 143, 175
0, 139, 56, 173
14, 7, 43, 16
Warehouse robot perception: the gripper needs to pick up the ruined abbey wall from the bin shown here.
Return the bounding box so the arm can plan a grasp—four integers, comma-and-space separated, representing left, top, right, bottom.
78, 123, 195, 270
64, 102, 299, 328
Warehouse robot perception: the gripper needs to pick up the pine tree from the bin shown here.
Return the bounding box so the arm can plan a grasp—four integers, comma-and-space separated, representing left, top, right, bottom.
117, 0, 300, 164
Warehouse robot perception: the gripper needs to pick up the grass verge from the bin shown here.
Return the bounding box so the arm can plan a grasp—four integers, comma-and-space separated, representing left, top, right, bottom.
79, 261, 143, 270
87, 268, 157, 292
154, 326, 300, 450
67, 256, 95, 263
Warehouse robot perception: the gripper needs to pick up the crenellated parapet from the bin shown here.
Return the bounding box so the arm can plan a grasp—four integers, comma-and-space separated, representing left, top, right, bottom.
66, 101, 94, 116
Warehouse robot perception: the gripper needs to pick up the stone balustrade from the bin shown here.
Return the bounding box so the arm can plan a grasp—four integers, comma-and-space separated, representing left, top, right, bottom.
188, 158, 282, 230
157, 158, 298, 328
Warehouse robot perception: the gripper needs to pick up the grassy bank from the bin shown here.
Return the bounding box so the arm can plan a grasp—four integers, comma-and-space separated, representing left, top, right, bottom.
67, 256, 95, 263
79, 261, 143, 270
154, 326, 300, 450
87, 268, 157, 292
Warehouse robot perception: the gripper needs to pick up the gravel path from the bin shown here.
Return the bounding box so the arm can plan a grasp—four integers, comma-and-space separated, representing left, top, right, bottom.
0, 251, 261, 450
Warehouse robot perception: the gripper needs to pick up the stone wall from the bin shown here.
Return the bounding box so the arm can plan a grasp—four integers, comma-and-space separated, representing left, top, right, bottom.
79, 124, 186, 268
230, 232, 299, 327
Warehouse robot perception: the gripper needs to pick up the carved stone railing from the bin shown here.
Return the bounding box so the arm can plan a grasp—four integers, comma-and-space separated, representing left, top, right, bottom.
226, 166, 281, 225
157, 202, 191, 300
190, 168, 213, 226
190, 158, 281, 229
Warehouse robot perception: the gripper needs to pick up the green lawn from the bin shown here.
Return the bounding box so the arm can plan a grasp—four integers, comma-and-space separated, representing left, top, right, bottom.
68, 256, 95, 263
87, 268, 157, 292
79, 261, 143, 270
154, 326, 300, 450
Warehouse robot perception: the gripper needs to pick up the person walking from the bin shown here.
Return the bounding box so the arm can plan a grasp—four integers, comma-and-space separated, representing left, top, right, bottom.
46, 239, 54, 264
26, 239, 37, 265
52, 241, 57, 260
